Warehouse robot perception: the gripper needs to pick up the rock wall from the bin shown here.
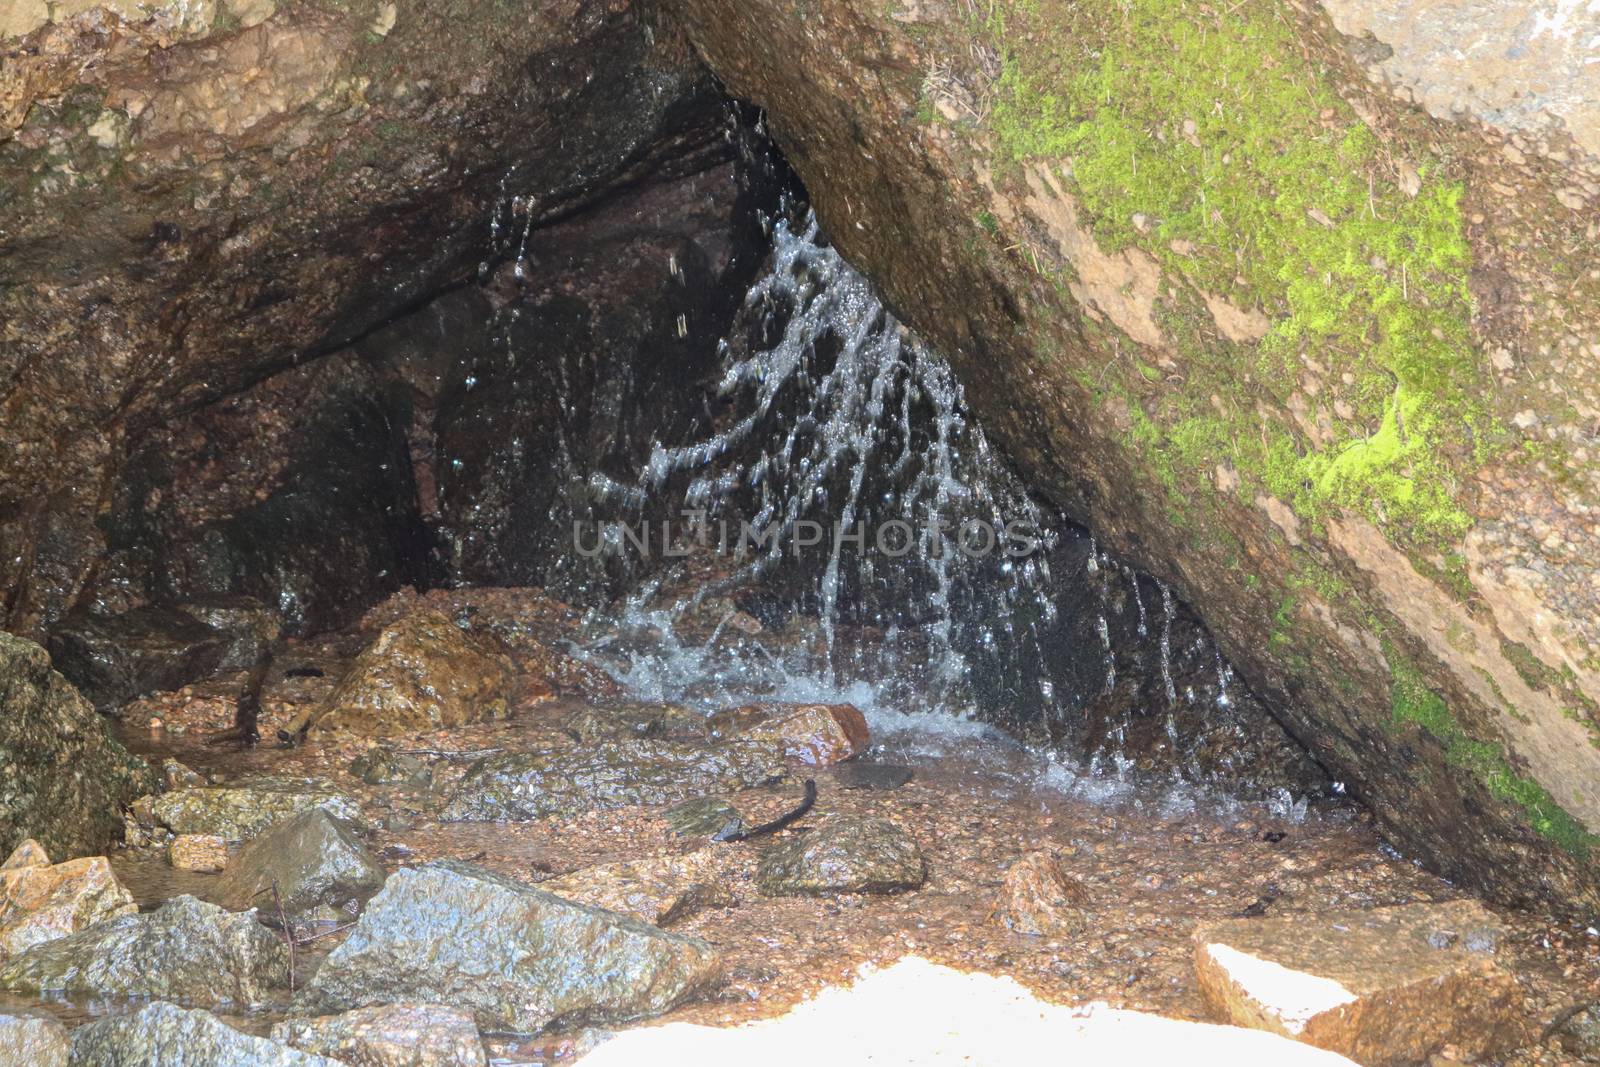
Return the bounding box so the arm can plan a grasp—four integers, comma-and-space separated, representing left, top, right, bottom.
660, 0, 1600, 914
0, 0, 727, 637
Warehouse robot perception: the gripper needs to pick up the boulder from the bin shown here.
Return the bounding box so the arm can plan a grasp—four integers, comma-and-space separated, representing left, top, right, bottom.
168, 834, 229, 873
0, 1009, 69, 1067
147, 777, 365, 841
45, 604, 229, 711
0, 632, 155, 860
710, 703, 870, 766
271, 1003, 488, 1067
216, 810, 386, 929
285, 610, 513, 739
662, 796, 745, 838
159, 758, 207, 789
540, 850, 736, 926
993, 851, 1090, 937
441, 740, 787, 822
1194, 899, 1523, 1064
70, 1002, 340, 1067
349, 747, 432, 789
296, 861, 722, 1033
756, 816, 926, 897
662, 0, 1600, 912
0, 845, 136, 958
0, 894, 288, 1007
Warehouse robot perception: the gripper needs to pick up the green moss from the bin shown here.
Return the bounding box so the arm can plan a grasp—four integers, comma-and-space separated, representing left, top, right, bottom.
983, 0, 1487, 547
1388, 648, 1596, 856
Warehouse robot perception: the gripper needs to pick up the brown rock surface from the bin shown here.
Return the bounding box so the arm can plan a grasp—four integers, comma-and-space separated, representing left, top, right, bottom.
0, 847, 136, 958
1194, 900, 1523, 1065
541, 849, 737, 926
272, 1002, 487, 1067
712, 703, 871, 766
993, 850, 1089, 937
168, 834, 229, 873
291, 610, 514, 739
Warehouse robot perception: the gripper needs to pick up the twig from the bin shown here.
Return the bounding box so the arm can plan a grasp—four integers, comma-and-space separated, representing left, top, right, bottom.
270, 878, 296, 992
399, 747, 503, 760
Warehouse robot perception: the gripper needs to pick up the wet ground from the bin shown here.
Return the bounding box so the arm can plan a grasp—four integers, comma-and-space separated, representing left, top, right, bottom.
11, 588, 1600, 1065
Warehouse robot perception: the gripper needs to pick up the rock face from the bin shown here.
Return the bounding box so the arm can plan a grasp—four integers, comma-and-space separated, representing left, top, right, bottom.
70, 1002, 341, 1067
46, 604, 229, 711
288, 610, 513, 739
0, 632, 155, 861
147, 777, 364, 840
0, 843, 137, 958
271, 1003, 488, 1067
541, 849, 736, 926
756, 816, 926, 897
663, 0, 1600, 912
993, 851, 1090, 937
1194, 900, 1523, 1064
168, 834, 229, 873
297, 861, 723, 1033
0, 0, 730, 640
0, 1009, 69, 1067
441, 740, 787, 822
215, 809, 386, 928
0, 894, 289, 1006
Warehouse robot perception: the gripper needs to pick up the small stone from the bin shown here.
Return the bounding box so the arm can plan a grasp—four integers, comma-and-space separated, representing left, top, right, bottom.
0, 853, 136, 958
216, 809, 386, 929
1194, 900, 1522, 1064
70, 1002, 338, 1066
349, 747, 432, 788
993, 851, 1089, 937
296, 861, 722, 1033
756, 815, 926, 897
168, 834, 229, 873
0, 1009, 68, 1067
710, 703, 870, 766
0, 895, 288, 1006
161, 757, 207, 789
662, 796, 744, 837
541, 849, 736, 926
272, 1002, 487, 1067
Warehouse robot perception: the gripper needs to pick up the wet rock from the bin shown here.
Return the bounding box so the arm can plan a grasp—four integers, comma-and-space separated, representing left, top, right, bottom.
286, 610, 513, 739
1194, 899, 1523, 1064
0, 632, 155, 861
271, 1003, 487, 1067
296, 861, 723, 1033
172, 594, 282, 672
541, 850, 736, 926
441, 740, 787, 822
0, 1008, 68, 1067
830, 763, 914, 791
216, 810, 386, 929
0, 845, 136, 958
45, 604, 229, 711
349, 747, 433, 789
563, 702, 706, 744
168, 834, 229, 873
2, 839, 51, 870
160, 757, 207, 789
148, 777, 365, 841
70, 1002, 339, 1067
1557, 1004, 1600, 1060
993, 851, 1089, 937
711, 703, 870, 766
756, 816, 926, 897
663, 796, 745, 838
0, 894, 288, 1006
